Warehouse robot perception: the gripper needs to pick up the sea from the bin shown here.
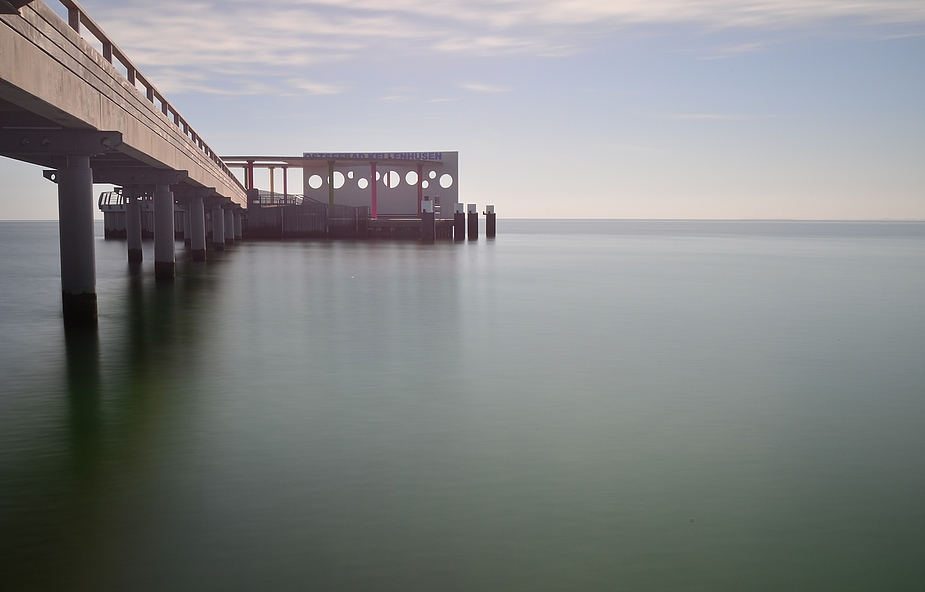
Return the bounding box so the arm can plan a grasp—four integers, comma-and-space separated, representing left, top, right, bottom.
1, 219, 924, 591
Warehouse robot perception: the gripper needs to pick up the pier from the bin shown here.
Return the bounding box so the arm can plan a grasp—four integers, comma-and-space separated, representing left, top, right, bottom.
1, 1, 493, 327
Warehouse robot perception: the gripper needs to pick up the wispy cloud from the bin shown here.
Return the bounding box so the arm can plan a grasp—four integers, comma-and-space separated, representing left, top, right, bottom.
286, 79, 349, 95
701, 41, 771, 59
460, 83, 511, 93
78, 0, 925, 94
653, 113, 772, 121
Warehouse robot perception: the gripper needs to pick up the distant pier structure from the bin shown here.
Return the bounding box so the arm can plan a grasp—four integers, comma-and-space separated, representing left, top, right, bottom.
221, 152, 468, 239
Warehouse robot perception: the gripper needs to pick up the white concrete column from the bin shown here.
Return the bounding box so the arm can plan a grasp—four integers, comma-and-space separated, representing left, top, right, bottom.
153, 184, 175, 279
224, 209, 235, 245
212, 205, 225, 251
191, 196, 206, 261
126, 188, 142, 262
57, 154, 97, 325
233, 211, 243, 240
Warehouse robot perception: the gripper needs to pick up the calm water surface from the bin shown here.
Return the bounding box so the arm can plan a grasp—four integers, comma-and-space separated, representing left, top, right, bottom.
1, 220, 924, 591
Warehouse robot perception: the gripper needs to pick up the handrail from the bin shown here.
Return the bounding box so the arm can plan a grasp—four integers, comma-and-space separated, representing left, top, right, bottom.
255, 189, 304, 206
54, 0, 244, 194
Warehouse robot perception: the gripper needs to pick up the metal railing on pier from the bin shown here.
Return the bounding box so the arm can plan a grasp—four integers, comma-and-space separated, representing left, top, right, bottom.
246, 191, 369, 238
252, 190, 304, 206
55, 0, 245, 195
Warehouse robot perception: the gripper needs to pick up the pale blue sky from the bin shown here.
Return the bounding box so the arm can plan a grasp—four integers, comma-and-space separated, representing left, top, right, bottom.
2, 0, 923, 219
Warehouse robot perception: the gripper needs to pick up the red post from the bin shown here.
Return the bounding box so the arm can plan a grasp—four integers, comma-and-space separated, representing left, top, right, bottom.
417, 163, 423, 219
247, 160, 255, 190
370, 162, 377, 220
283, 167, 288, 204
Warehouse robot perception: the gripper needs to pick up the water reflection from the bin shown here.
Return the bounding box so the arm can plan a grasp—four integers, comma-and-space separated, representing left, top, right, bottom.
63, 325, 101, 478
1, 258, 222, 591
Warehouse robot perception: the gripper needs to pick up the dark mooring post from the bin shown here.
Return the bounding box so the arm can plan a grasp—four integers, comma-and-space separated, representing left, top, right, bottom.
421, 198, 435, 243
57, 154, 97, 325
125, 187, 143, 262
485, 205, 496, 238
467, 203, 478, 241
454, 203, 465, 241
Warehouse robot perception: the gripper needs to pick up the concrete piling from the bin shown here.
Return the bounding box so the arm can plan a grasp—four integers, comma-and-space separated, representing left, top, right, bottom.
191, 196, 206, 261
212, 206, 225, 251
183, 207, 191, 245
153, 184, 175, 280
233, 211, 243, 241
224, 209, 235, 246
56, 155, 97, 325
126, 188, 142, 262
485, 205, 496, 238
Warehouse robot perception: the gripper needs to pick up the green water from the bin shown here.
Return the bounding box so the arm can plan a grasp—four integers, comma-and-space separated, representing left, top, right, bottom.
1, 220, 924, 590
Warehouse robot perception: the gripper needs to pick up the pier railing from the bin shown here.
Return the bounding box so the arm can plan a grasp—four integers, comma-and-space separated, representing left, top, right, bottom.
246, 193, 369, 238
253, 190, 304, 206
54, 0, 244, 194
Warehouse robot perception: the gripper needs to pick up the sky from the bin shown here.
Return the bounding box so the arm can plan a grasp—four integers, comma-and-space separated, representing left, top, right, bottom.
1, 0, 923, 219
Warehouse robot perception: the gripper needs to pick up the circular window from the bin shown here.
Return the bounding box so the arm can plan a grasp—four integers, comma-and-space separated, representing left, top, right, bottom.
385, 171, 400, 189
375, 171, 381, 181
308, 174, 323, 190
421, 180, 429, 189
405, 171, 418, 186
439, 174, 453, 189
428, 171, 436, 180
333, 171, 345, 189
358, 177, 369, 189
347, 170, 354, 179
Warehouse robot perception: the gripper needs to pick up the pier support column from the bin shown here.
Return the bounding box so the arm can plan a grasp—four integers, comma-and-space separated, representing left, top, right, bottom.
126, 188, 143, 262
153, 184, 175, 280
183, 207, 191, 245
485, 205, 496, 238
57, 155, 97, 325
467, 203, 479, 241
224, 209, 235, 246
191, 197, 206, 261
212, 205, 225, 251
234, 211, 243, 241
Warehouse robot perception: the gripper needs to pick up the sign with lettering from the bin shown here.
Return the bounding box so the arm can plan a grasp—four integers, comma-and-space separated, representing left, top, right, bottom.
302, 152, 444, 161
